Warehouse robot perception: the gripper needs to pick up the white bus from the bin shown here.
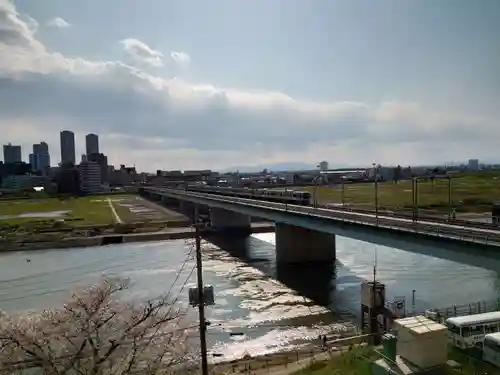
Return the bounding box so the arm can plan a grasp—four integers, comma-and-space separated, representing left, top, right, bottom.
445, 311, 500, 349
483, 332, 500, 367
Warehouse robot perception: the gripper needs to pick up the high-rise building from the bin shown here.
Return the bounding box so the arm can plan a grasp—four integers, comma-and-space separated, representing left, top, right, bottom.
3, 143, 22, 163
468, 159, 479, 171
78, 161, 102, 194
30, 141, 50, 172
85, 133, 99, 155
33, 141, 49, 155
87, 152, 109, 183
60, 130, 76, 166
55, 164, 80, 195
318, 161, 329, 172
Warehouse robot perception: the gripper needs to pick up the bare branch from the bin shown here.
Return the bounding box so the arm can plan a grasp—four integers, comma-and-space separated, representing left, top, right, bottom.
0, 277, 193, 375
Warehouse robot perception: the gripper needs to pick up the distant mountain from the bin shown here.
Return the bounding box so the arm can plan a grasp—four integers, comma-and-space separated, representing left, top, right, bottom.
220, 162, 318, 173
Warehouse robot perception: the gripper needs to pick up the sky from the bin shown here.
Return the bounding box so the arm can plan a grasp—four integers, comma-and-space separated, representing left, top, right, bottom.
1, 0, 499, 171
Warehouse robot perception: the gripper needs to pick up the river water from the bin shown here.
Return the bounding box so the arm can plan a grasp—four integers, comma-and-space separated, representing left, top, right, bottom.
0, 233, 499, 361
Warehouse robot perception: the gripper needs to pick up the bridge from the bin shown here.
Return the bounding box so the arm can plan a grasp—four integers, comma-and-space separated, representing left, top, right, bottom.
139, 187, 500, 267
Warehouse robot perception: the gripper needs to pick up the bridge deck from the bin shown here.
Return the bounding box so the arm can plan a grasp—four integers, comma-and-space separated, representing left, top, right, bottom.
149, 188, 500, 244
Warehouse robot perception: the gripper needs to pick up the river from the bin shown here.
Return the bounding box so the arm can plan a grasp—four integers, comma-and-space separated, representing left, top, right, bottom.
0, 233, 499, 361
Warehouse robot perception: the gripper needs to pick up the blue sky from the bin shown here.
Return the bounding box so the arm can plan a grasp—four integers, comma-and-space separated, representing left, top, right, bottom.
1, 0, 499, 171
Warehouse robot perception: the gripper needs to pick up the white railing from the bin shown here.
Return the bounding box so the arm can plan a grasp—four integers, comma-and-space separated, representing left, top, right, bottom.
145, 188, 500, 246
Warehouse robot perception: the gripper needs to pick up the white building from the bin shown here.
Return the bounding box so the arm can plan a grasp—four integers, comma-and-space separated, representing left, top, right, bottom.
318, 161, 329, 171
78, 161, 102, 194
468, 159, 479, 171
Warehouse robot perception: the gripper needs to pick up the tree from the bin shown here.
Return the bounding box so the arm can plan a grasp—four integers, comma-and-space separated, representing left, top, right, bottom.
0, 278, 194, 375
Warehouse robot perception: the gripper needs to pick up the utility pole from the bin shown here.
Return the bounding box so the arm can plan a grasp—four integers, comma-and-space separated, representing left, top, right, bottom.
411, 178, 416, 222
313, 175, 321, 208
341, 180, 345, 207
374, 175, 379, 223
447, 176, 452, 220
193, 208, 208, 375
415, 178, 419, 221
371, 250, 378, 345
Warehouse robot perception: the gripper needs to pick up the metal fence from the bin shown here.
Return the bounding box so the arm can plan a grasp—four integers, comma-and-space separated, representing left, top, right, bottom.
151, 189, 500, 247
207, 340, 370, 375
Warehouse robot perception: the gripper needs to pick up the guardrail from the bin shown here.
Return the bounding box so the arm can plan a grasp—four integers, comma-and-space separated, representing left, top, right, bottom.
316, 204, 499, 230
145, 188, 500, 246
147, 186, 499, 230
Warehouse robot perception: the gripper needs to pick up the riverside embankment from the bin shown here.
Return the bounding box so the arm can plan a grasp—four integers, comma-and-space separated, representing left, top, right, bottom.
0, 223, 275, 252
0, 193, 273, 252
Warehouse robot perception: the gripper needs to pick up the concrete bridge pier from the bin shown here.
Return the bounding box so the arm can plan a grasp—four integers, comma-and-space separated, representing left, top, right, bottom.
148, 193, 161, 202
275, 223, 336, 264
209, 207, 251, 236
179, 201, 196, 219
160, 196, 179, 207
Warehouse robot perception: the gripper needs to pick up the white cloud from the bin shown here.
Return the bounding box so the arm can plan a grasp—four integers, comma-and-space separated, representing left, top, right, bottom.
46, 17, 71, 29
0, 0, 497, 171
120, 38, 163, 67
170, 51, 191, 66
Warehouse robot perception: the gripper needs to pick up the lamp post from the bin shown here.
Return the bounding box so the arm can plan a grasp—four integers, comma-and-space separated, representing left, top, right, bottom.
447, 175, 452, 221
411, 177, 420, 222
313, 175, 322, 208
341, 178, 345, 208
373, 163, 379, 224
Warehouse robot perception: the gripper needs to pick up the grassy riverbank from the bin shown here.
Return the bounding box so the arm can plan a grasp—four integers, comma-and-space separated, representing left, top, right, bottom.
291, 347, 376, 375
0, 195, 115, 225
0, 195, 191, 250
0, 195, 185, 227
304, 172, 500, 213
290, 345, 499, 375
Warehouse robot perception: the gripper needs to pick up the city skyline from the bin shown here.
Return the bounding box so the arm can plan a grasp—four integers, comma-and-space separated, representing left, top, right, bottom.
2, 131, 105, 167
1, 131, 492, 173
1, 0, 499, 171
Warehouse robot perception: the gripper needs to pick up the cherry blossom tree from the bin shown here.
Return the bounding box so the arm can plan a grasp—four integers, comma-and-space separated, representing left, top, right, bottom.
0, 278, 195, 375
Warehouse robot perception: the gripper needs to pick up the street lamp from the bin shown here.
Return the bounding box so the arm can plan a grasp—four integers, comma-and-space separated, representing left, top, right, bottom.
341, 177, 345, 208
411, 177, 420, 222
373, 163, 379, 224
447, 175, 453, 220
313, 175, 322, 208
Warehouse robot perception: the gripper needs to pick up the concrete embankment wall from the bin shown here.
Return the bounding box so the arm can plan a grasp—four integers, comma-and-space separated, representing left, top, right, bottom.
0, 224, 275, 253
0, 231, 194, 252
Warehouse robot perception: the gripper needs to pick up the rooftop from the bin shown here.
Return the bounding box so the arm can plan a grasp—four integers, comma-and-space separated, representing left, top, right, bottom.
395, 315, 447, 335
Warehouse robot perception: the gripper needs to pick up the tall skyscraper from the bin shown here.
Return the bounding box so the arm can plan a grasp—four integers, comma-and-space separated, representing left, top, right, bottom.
60, 130, 76, 165
33, 141, 49, 155
87, 152, 109, 183
85, 133, 99, 155
3, 143, 22, 163
29, 141, 50, 172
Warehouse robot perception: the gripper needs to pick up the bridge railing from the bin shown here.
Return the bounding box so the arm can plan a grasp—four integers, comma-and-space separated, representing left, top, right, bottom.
146, 188, 500, 246
147, 186, 498, 229
316, 204, 499, 230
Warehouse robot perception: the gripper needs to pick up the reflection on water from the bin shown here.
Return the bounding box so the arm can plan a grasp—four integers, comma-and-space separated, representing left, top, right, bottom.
275, 263, 335, 308
0, 232, 500, 361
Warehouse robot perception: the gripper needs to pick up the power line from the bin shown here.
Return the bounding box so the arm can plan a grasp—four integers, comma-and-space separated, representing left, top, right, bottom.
0, 244, 198, 372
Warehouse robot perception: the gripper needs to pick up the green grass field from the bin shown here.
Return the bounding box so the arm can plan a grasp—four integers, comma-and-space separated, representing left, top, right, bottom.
303, 172, 500, 213
293, 346, 496, 375
0, 195, 134, 226
292, 347, 376, 375
107, 195, 185, 223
